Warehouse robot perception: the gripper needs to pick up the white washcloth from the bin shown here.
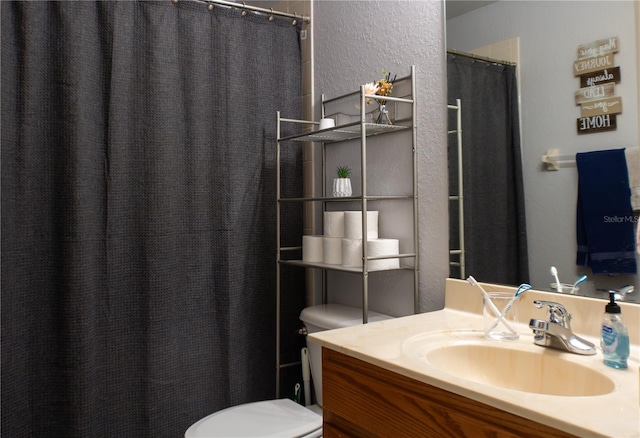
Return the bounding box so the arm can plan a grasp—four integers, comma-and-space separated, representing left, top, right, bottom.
625, 147, 640, 211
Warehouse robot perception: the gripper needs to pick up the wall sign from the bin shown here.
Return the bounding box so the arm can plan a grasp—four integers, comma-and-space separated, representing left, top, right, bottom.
576, 37, 619, 59
574, 83, 615, 104
577, 114, 617, 134
574, 37, 621, 134
579, 66, 621, 87
573, 53, 614, 76
580, 97, 622, 117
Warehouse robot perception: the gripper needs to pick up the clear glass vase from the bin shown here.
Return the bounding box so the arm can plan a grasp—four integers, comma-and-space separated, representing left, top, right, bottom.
375, 104, 392, 125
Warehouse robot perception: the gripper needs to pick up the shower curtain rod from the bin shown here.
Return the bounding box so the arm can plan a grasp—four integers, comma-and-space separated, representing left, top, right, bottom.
191, 0, 310, 23
447, 49, 516, 66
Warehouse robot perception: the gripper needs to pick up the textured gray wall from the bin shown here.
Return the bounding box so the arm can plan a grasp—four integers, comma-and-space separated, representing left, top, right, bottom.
313, 0, 448, 313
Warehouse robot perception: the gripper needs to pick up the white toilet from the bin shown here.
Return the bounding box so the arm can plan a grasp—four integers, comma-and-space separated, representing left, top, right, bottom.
184, 303, 393, 437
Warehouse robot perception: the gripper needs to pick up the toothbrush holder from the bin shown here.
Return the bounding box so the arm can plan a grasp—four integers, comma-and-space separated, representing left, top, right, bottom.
551, 283, 579, 295
483, 292, 520, 341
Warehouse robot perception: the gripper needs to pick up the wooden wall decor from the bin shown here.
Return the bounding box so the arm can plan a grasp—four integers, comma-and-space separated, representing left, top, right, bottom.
574, 53, 615, 76
577, 114, 617, 134
579, 66, 621, 87
576, 37, 619, 59
574, 37, 621, 134
580, 96, 622, 117
574, 82, 616, 105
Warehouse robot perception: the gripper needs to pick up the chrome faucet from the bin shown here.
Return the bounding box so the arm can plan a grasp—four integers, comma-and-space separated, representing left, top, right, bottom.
529, 300, 596, 355
597, 285, 635, 301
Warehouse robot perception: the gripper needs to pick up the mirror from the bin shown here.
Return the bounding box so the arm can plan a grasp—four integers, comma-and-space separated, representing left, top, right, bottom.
445, 0, 639, 303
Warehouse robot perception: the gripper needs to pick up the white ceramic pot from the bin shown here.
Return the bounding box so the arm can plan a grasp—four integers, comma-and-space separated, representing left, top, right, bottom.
332, 178, 352, 197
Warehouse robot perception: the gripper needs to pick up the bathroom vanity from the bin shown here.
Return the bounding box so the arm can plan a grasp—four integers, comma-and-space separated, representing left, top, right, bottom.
309, 279, 640, 437
322, 348, 577, 437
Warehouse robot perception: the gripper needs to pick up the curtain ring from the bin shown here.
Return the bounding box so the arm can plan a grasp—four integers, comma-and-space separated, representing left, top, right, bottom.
291, 19, 297, 26
268, 8, 274, 21
241, 10, 247, 16
171, 0, 178, 4
207, 4, 213, 11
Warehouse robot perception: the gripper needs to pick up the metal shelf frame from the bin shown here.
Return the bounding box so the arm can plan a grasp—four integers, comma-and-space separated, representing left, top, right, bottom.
275, 66, 418, 398
448, 99, 465, 279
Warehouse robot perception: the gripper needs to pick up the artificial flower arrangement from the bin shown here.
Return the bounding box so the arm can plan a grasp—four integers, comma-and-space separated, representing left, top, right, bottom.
364, 70, 397, 124
364, 70, 397, 106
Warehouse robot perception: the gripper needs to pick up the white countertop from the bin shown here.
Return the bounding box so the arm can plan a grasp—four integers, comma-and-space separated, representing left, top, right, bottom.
309, 279, 640, 438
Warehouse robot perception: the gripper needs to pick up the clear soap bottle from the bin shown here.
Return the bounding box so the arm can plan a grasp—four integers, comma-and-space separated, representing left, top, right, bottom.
601, 292, 629, 369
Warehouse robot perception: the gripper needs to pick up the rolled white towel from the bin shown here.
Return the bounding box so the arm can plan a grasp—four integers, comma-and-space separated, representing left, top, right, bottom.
302, 235, 323, 262
323, 211, 345, 238
344, 211, 379, 239
323, 237, 342, 264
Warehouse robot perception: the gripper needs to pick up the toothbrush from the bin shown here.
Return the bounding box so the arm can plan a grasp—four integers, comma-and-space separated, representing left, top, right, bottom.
550, 266, 561, 290
486, 283, 531, 333
467, 276, 518, 335
571, 275, 587, 292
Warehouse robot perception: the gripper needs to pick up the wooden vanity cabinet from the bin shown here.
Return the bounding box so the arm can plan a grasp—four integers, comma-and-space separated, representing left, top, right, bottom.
321, 348, 577, 438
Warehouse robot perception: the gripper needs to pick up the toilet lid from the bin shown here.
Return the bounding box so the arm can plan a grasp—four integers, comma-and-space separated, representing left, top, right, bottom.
185, 399, 323, 438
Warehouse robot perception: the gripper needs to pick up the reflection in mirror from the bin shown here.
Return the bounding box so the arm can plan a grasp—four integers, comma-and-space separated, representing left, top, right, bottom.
445, 0, 639, 303
446, 51, 527, 287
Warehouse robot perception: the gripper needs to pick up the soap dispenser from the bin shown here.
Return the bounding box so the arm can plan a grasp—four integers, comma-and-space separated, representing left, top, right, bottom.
601, 292, 629, 369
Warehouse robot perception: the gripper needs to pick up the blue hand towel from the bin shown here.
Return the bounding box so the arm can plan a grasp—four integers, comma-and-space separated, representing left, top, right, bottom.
576, 149, 637, 274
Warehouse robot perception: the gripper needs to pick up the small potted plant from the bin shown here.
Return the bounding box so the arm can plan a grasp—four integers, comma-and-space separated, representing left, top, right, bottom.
333, 165, 353, 197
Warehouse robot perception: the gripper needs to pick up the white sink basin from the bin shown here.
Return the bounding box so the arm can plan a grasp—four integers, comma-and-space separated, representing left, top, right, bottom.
402, 331, 615, 397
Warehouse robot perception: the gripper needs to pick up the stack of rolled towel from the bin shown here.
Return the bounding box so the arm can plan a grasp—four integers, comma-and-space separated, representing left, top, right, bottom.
302, 211, 400, 270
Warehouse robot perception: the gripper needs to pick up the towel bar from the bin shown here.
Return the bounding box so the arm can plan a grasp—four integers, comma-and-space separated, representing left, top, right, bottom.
542, 148, 576, 171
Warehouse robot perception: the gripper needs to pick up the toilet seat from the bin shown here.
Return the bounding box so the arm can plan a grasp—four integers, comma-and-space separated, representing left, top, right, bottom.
185, 398, 323, 438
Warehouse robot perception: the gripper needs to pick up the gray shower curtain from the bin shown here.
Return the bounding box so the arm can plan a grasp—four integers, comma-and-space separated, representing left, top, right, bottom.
1, 1, 304, 436
447, 53, 529, 285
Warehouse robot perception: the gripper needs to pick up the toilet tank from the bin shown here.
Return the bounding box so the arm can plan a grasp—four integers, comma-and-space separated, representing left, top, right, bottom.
299, 304, 393, 407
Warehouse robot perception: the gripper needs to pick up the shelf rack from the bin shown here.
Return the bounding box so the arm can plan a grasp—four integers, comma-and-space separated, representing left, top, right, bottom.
275, 66, 418, 397
448, 99, 465, 279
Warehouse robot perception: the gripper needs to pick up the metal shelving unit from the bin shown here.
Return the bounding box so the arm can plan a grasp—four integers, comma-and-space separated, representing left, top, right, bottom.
448, 99, 465, 279
279, 122, 407, 143
275, 66, 418, 397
